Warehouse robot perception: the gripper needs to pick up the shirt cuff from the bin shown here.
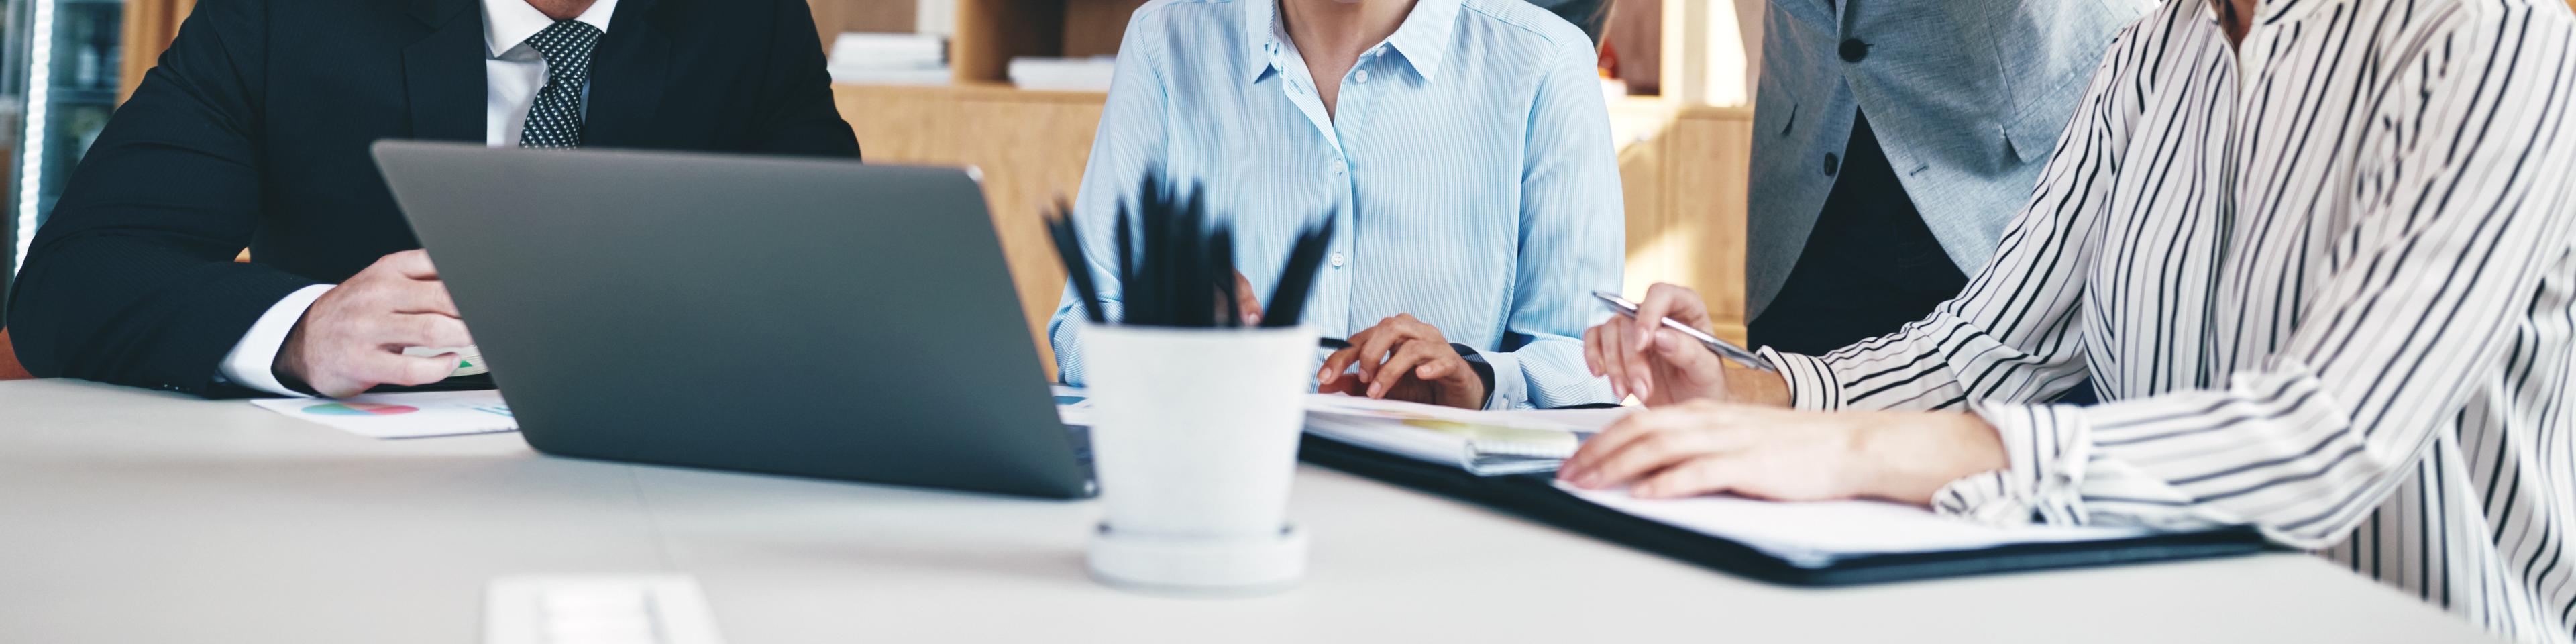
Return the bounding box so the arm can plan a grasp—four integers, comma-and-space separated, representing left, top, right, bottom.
215, 284, 333, 398
1049, 302, 1125, 386
1759, 347, 1841, 411
1473, 346, 1527, 411
1931, 402, 2093, 527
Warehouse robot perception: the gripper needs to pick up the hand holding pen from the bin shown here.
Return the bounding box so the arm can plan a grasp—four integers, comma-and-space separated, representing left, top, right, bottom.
1583, 284, 1791, 407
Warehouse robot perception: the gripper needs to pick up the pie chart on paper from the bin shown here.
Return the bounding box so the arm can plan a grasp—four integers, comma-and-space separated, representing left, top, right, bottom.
301, 402, 421, 417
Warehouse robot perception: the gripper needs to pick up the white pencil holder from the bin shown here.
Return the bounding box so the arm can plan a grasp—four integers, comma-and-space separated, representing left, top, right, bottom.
1079, 323, 1315, 595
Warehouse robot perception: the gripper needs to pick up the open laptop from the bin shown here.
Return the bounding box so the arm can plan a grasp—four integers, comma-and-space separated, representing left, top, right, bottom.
371, 141, 1091, 499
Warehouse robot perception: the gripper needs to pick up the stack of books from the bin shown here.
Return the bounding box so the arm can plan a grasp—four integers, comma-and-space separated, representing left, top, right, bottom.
1008, 56, 1118, 92
828, 32, 949, 86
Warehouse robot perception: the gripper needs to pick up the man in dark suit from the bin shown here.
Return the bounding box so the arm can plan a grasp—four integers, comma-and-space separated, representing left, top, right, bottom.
6, 0, 859, 397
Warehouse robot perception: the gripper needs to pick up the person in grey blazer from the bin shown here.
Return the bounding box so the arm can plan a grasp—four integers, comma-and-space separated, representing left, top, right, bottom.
1741, 0, 2143, 360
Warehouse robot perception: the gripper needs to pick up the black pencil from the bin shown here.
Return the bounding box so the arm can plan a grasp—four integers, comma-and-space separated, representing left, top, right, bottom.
1212, 225, 1238, 327
1114, 202, 1137, 325
1046, 199, 1108, 324
1262, 221, 1334, 328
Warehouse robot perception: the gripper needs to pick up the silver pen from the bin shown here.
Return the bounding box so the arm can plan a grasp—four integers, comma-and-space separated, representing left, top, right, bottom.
1593, 291, 1776, 372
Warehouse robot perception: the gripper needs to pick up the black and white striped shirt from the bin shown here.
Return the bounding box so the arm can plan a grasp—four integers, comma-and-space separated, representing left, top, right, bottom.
1760, 0, 2576, 639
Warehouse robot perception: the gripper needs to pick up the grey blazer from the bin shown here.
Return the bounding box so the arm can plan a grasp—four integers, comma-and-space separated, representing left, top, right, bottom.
1746, 0, 2145, 318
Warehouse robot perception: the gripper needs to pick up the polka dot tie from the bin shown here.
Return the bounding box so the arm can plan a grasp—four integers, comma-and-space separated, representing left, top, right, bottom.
519, 20, 602, 149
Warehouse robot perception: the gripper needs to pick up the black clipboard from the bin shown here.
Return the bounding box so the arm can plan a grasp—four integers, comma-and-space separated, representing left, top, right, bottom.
1297, 435, 2275, 586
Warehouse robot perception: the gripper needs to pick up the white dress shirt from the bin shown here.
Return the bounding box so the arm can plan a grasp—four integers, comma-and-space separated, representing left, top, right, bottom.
213, 0, 617, 396
1760, 0, 2576, 639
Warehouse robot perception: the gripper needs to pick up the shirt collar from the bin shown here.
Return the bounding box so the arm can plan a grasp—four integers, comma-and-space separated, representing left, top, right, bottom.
2197, 0, 2311, 37
1381, 0, 1460, 82
483, 0, 620, 58
1244, 0, 1462, 84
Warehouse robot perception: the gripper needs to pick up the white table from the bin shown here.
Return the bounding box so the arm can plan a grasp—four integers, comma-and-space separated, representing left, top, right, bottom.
0, 379, 2494, 643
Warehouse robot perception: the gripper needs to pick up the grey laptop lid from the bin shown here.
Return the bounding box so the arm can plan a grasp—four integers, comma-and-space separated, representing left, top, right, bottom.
371, 141, 1087, 499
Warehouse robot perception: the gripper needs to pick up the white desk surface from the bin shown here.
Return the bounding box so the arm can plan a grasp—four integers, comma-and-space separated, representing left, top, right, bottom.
0, 379, 2494, 643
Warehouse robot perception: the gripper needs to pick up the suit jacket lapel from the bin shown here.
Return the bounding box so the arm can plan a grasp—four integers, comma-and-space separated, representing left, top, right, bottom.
402, 0, 486, 143
584, 0, 670, 148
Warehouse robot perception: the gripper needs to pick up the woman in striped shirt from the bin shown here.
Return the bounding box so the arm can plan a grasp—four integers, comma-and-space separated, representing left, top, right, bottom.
1562, 0, 2576, 639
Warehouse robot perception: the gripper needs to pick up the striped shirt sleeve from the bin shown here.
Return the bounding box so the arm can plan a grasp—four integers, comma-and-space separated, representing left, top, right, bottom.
1785, 12, 2576, 549
1764, 30, 2139, 427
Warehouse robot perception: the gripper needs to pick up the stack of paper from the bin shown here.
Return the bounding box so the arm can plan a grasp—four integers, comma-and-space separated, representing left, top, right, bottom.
1303, 394, 1628, 476
829, 32, 949, 86
1007, 56, 1117, 91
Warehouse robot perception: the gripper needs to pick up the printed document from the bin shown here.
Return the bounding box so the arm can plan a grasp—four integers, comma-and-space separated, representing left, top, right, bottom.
251, 390, 517, 439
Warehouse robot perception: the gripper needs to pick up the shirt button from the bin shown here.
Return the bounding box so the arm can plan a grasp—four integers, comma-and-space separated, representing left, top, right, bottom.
1823, 153, 1841, 176
1355, 69, 1371, 83
1839, 38, 1868, 63
1330, 252, 1347, 268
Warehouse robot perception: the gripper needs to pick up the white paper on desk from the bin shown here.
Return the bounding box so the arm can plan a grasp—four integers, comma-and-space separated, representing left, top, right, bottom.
250, 390, 517, 439
1052, 385, 1094, 426
1560, 482, 2155, 568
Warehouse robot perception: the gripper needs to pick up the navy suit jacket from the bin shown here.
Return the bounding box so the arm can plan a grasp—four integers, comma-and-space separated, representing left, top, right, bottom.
6, 0, 859, 395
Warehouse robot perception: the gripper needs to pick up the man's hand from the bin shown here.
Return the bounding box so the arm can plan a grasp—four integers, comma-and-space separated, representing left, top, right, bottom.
1556, 400, 2007, 505
1585, 283, 1786, 407
1317, 313, 1487, 409
274, 250, 474, 398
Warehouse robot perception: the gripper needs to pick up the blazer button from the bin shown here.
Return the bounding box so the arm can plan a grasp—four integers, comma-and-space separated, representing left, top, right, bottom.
1839, 38, 1868, 63
1823, 153, 1841, 176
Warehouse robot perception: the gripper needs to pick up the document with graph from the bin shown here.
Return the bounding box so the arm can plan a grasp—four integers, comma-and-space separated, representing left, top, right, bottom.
250, 390, 517, 439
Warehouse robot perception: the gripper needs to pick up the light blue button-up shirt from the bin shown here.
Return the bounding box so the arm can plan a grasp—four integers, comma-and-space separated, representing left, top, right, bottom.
1048, 0, 1623, 409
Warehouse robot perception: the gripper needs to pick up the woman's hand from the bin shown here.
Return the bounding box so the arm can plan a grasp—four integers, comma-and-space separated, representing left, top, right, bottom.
1556, 400, 2008, 504
1318, 314, 1488, 409
1585, 283, 1783, 406
1231, 271, 1263, 326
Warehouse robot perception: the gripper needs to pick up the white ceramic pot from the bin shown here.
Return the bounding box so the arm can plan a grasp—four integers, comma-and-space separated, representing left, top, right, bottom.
1079, 323, 1316, 594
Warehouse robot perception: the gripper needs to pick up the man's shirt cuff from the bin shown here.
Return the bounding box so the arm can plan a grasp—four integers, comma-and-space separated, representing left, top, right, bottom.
215, 284, 333, 397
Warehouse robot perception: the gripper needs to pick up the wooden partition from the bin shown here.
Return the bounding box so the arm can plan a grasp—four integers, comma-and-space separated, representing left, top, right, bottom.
1611, 102, 1753, 343
947, 0, 1148, 83
808, 1, 917, 47
118, 0, 195, 101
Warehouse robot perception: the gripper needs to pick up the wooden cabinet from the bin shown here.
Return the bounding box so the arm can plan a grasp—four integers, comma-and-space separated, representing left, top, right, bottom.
1611, 102, 1752, 343
807, 1, 916, 47
948, 0, 1146, 83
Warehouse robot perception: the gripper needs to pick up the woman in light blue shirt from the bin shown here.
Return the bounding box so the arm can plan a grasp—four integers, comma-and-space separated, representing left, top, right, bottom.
1048, 0, 1624, 410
